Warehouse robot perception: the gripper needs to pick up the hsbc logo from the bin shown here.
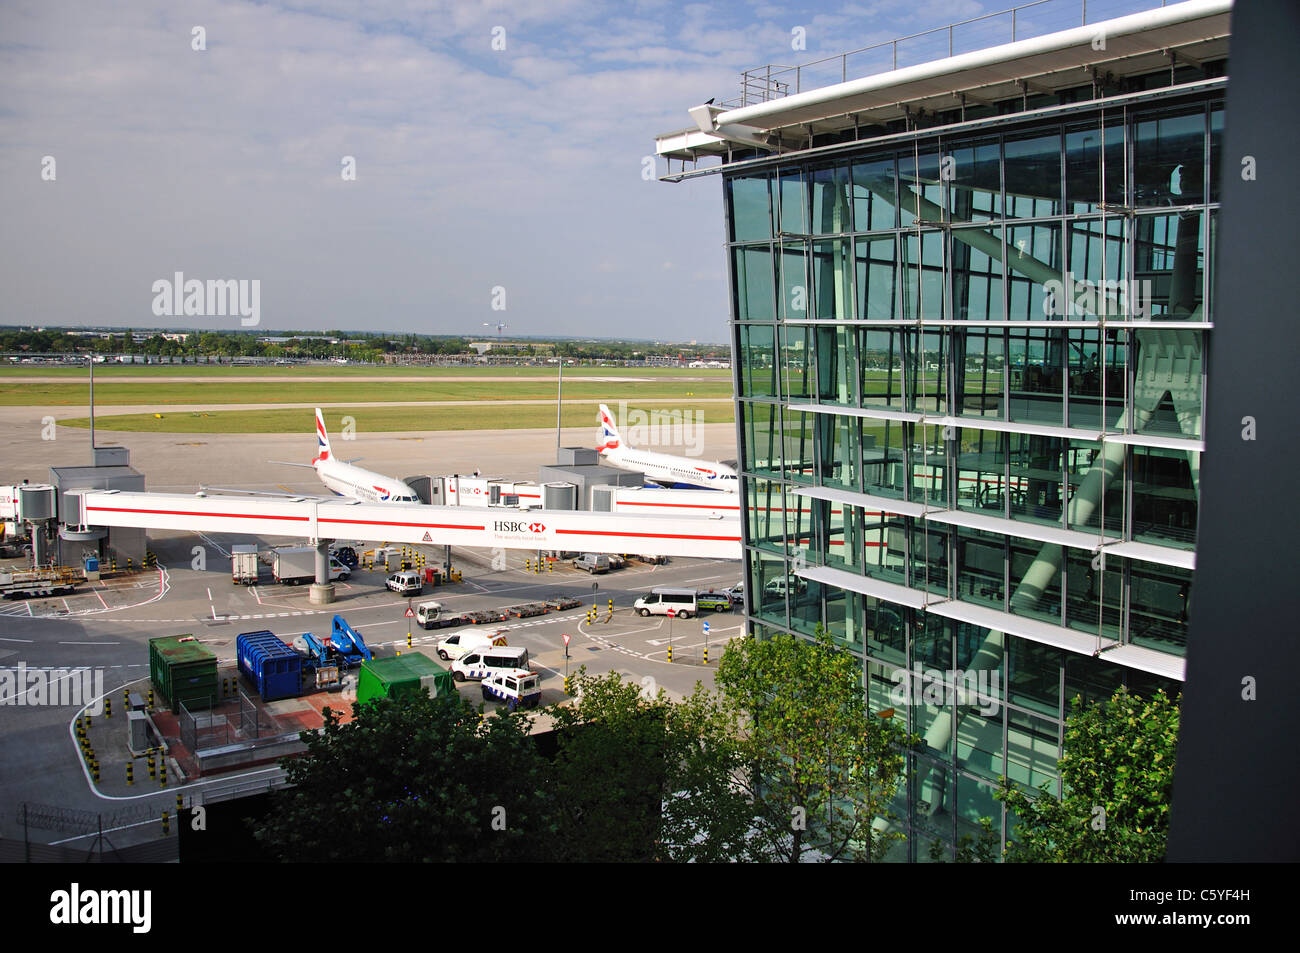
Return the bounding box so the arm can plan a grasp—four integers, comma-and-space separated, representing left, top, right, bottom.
494, 520, 546, 534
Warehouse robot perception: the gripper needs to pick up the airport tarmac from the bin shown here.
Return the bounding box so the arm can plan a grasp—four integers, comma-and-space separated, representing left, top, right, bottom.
0, 536, 743, 848
0, 420, 739, 491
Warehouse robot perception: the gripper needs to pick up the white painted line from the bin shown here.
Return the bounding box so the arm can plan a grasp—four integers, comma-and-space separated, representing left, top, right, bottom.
58, 641, 120, 646
0, 637, 33, 643
95, 590, 109, 610
206, 587, 212, 602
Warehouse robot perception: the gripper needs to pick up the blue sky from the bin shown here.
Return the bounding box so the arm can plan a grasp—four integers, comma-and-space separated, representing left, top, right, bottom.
0, 0, 1149, 343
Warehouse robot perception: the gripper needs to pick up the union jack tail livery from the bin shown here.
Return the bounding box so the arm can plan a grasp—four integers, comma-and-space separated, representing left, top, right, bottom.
597, 404, 621, 451
315, 407, 332, 462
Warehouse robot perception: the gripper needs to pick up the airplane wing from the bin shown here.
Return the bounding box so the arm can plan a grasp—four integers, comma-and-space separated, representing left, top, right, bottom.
268, 460, 317, 470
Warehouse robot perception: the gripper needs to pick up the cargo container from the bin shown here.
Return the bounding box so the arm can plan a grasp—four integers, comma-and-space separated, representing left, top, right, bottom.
236, 630, 302, 702
148, 635, 218, 713
356, 654, 455, 706
231, 544, 259, 585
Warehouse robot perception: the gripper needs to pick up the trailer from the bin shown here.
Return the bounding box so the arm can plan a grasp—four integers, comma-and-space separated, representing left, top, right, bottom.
0, 566, 84, 600
272, 546, 316, 585
507, 602, 549, 618
231, 544, 260, 585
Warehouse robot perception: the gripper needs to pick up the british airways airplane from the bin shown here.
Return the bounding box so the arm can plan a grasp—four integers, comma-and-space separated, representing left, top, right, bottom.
282, 409, 421, 504
597, 403, 737, 491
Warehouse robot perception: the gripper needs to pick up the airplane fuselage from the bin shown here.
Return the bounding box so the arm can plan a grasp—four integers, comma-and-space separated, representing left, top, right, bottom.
314, 460, 420, 503
600, 447, 737, 491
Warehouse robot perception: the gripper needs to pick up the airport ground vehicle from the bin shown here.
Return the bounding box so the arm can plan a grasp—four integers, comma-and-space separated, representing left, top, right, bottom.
634, 587, 697, 618
386, 570, 422, 596
573, 553, 609, 574
695, 589, 734, 612
481, 669, 542, 711
435, 629, 508, 662
722, 581, 745, 609
0, 566, 83, 599
291, 614, 373, 670
451, 645, 531, 682
272, 547, 350, 585
331, 545, 359, 569
231, 544, 259, 585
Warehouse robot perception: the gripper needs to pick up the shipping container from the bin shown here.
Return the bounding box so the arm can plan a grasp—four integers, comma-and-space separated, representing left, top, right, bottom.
236, 630, 302, 702
356, 654, 454, 706
148, 635, 218, 713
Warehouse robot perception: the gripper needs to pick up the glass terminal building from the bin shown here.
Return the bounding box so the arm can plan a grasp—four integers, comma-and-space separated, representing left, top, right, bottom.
655, 0, 1230, 858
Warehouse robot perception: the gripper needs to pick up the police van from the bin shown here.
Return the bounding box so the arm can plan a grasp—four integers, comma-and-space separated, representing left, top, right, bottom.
450, 644, 530, 682
480, 669, 542, 711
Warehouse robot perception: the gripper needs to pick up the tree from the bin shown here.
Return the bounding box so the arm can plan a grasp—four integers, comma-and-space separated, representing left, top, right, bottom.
714, 630, 913, 862
547, 669, 753, 863
252, 691, 556, 862
995, 688, 1180, 862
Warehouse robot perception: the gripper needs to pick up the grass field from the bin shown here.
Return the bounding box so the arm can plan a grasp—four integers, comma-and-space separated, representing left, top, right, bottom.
0, 364, 732, 379
57, 401, 735, 434
0, 378, 734, 406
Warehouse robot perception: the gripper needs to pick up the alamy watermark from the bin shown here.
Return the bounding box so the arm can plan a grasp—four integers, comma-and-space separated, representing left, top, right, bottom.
614, 399, 704, 456
0, 664, 105, 715
1042, 272, 1153, 319
151, 272, 260, 326
889, 665, 1000, 716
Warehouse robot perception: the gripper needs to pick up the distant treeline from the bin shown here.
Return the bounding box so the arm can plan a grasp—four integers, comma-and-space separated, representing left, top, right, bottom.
0, 328, 729, 363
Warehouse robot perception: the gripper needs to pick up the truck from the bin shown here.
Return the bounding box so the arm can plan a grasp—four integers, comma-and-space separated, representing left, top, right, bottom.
272, 547, 351, 585
231, 544, 259, 585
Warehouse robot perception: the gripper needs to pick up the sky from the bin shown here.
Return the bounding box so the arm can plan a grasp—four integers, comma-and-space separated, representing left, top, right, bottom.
0, 0, 1124, 344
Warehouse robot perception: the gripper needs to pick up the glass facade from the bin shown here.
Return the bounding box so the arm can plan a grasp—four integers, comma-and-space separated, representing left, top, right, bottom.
726, 81, 1218, 859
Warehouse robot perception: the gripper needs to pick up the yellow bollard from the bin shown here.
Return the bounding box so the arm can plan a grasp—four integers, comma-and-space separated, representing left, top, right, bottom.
161, 810, 170, 836
176, 792, 183, 815
667, 644, 673, 664
126, 762, 134, 786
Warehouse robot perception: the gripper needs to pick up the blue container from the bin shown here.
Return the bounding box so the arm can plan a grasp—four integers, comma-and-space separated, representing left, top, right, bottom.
236, 630, 302, 702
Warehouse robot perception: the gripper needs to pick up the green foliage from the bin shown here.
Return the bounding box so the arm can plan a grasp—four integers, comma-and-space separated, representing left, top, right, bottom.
714, 629, 914, 862
252, 692, 554, 862
928, 816, 1001, 863
549, 669, 754, 863
995, 688, 1180, 862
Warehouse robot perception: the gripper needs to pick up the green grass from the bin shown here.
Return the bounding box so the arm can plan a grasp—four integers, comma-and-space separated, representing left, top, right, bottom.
0, 378, 734, 406
57, 401, 735, 434
0, 364, 732, 379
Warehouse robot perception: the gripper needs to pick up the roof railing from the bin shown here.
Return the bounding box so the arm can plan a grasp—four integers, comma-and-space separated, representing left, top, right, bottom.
718, 0, 1173, 108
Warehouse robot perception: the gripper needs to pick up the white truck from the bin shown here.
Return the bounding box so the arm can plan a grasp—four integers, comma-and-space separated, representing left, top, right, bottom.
272, 547, 350, 585
231, 544, 260, 585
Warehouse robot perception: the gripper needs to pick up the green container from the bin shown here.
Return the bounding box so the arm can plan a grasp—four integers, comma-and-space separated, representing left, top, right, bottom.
356, 654, 454, 706
149, 635, 219, 714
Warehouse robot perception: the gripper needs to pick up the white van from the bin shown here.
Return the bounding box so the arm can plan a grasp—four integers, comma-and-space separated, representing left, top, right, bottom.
633, 587, 698, 619
573, 553, 610, 574
435, 629, 508, 662
386, 570, 423, 596
451, 644, 531, 682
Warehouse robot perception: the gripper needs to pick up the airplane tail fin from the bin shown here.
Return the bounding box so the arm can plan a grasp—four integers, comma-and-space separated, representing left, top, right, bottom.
314, 407, 332, 462
597, 403, 622, 452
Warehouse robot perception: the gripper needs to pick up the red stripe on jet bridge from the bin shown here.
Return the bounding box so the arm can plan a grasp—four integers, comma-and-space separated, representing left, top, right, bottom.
556, 529, 741, 542
320, 518, 484, 531
87, 506, 309, 522
616, 501, 741, 510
